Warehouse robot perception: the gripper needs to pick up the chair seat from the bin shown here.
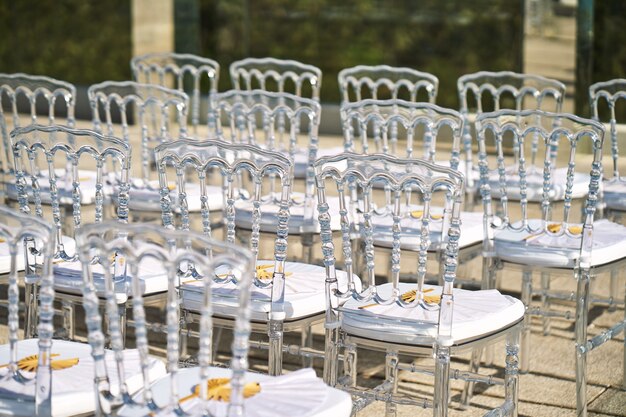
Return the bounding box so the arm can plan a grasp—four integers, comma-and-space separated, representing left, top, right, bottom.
371, 207, 484, 250
117, 367, 352, 417
493, 219, 626, 268
603, 178, 626, 211
234, 192, 341, 233
0, 338, 166, 417
341, 282, 524, 345
488, 167, 590, 201
5, 169, 100, 205
53, 252, 185, 303
182, 260, 360, 322
292, 146, 345, 179
0, 235, 76, 275
112, 181, 224, 212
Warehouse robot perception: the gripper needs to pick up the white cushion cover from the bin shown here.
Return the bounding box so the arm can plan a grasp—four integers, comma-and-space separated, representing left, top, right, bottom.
117, 367, 351, 417
5, 169, 99, 205
341, 282, 524, 345
234, 192, 341, 233
488, 167, 590, 201
0, 338, 166, 417
114, 181, 224, 212
53, 253, 183, 303
0, 235, 76, 275
371, 207, 484, 250
603, 179, 626, 211
182, 260, 360, 322
493, 219, 626, 268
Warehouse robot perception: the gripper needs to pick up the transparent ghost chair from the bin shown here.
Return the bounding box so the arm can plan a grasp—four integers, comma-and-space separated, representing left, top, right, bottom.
314, 153, 523, 417
476, 109, 626, 416
589, 78, 626, 221
156, 138, 358, 376
131, 52, 220, 136
212, 90, 340, 263
0, 73, 77, 203
230, 57, 322, 101
11, 123, 133, 340
341, 99, 484, 279
76, 221, 351, 417
0, 207, 160, 417
88, 81, 213, 217
457, 71, 567, 206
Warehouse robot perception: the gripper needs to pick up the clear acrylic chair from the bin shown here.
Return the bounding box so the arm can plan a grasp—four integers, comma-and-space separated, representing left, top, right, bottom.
457, 71, 567, 206
338, 64, 438, 104
229, 57, 322, 101
589, 78, 626, 221
131, 52, 221, 136
75, 221, 351, 417
0, 73, 76, 203
156, 138, 356, 376
314, 152, 523, 417
11, 123, 132, 340
341, 99, 484, 281
0, 207, 156, 417
88, 80, 199, 215
476, 109, 626, 416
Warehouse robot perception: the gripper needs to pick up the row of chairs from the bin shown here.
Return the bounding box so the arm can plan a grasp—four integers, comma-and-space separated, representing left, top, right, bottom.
1, 105, 624, 416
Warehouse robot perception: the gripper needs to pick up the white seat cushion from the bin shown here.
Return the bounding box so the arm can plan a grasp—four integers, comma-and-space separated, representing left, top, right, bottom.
117, 367, 351, 417
371, 206, 484, 250
53, 253, 184, 303
112, 181, 224, 212
603, 178, 626, 211
0, 235, 76, 275
341, 282, 524, 345
0, 338, 166, 417
5, 169, 99, 205
488, 167, 590, 201
234, 192, 341, 233
292, 146, 345, 179
182, 260, 360, 322
493, 219, 626, 268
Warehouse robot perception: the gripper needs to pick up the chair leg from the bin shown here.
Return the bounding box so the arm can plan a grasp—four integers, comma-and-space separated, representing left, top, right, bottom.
609, 268, 618, 312
385, 350, 399, 417
575, 268, 591, 417
212, 326, 223, 365
300, 233, 314, 265
344, 342, 358, 387
481, 256, 497, 366
460, 348, 482, 408
323, 326, 339, 386
62, 300, 75, 340
268, 319, 283, 376
520, 270, 533, 373
433, 345, 450, 417
119, 304, 127, 348
505, 327, 521, 417
541, 271, 551, 335
301, 324, 313, 368
24, 283, 38, 339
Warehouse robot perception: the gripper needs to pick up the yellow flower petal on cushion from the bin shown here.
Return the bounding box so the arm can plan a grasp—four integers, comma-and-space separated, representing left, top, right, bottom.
180, 378, 261, 403
0, 354, 79, 372
409, 210, 442, 220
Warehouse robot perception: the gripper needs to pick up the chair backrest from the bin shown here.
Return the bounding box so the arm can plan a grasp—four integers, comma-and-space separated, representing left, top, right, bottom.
10, 124, 131, 260
88, 81, 189, 185
0, 73, 76, 175
76, 221, 254, 416
131, 52, 220, 134
0, 206, 56, 415
457, 71, 566, 190
341, 99, 464, 168
314, 152, 464, 343
338, 65, 439, 104
213, 89, 321, 203
589, 78, 626, 180
156, 138, 294, 269
229, 57, 322, 101
475, 110, 605, 267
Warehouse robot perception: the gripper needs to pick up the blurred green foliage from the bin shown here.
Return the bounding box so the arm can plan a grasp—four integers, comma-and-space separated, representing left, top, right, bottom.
0, 0, 131, 85
199, 0, 524, 108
